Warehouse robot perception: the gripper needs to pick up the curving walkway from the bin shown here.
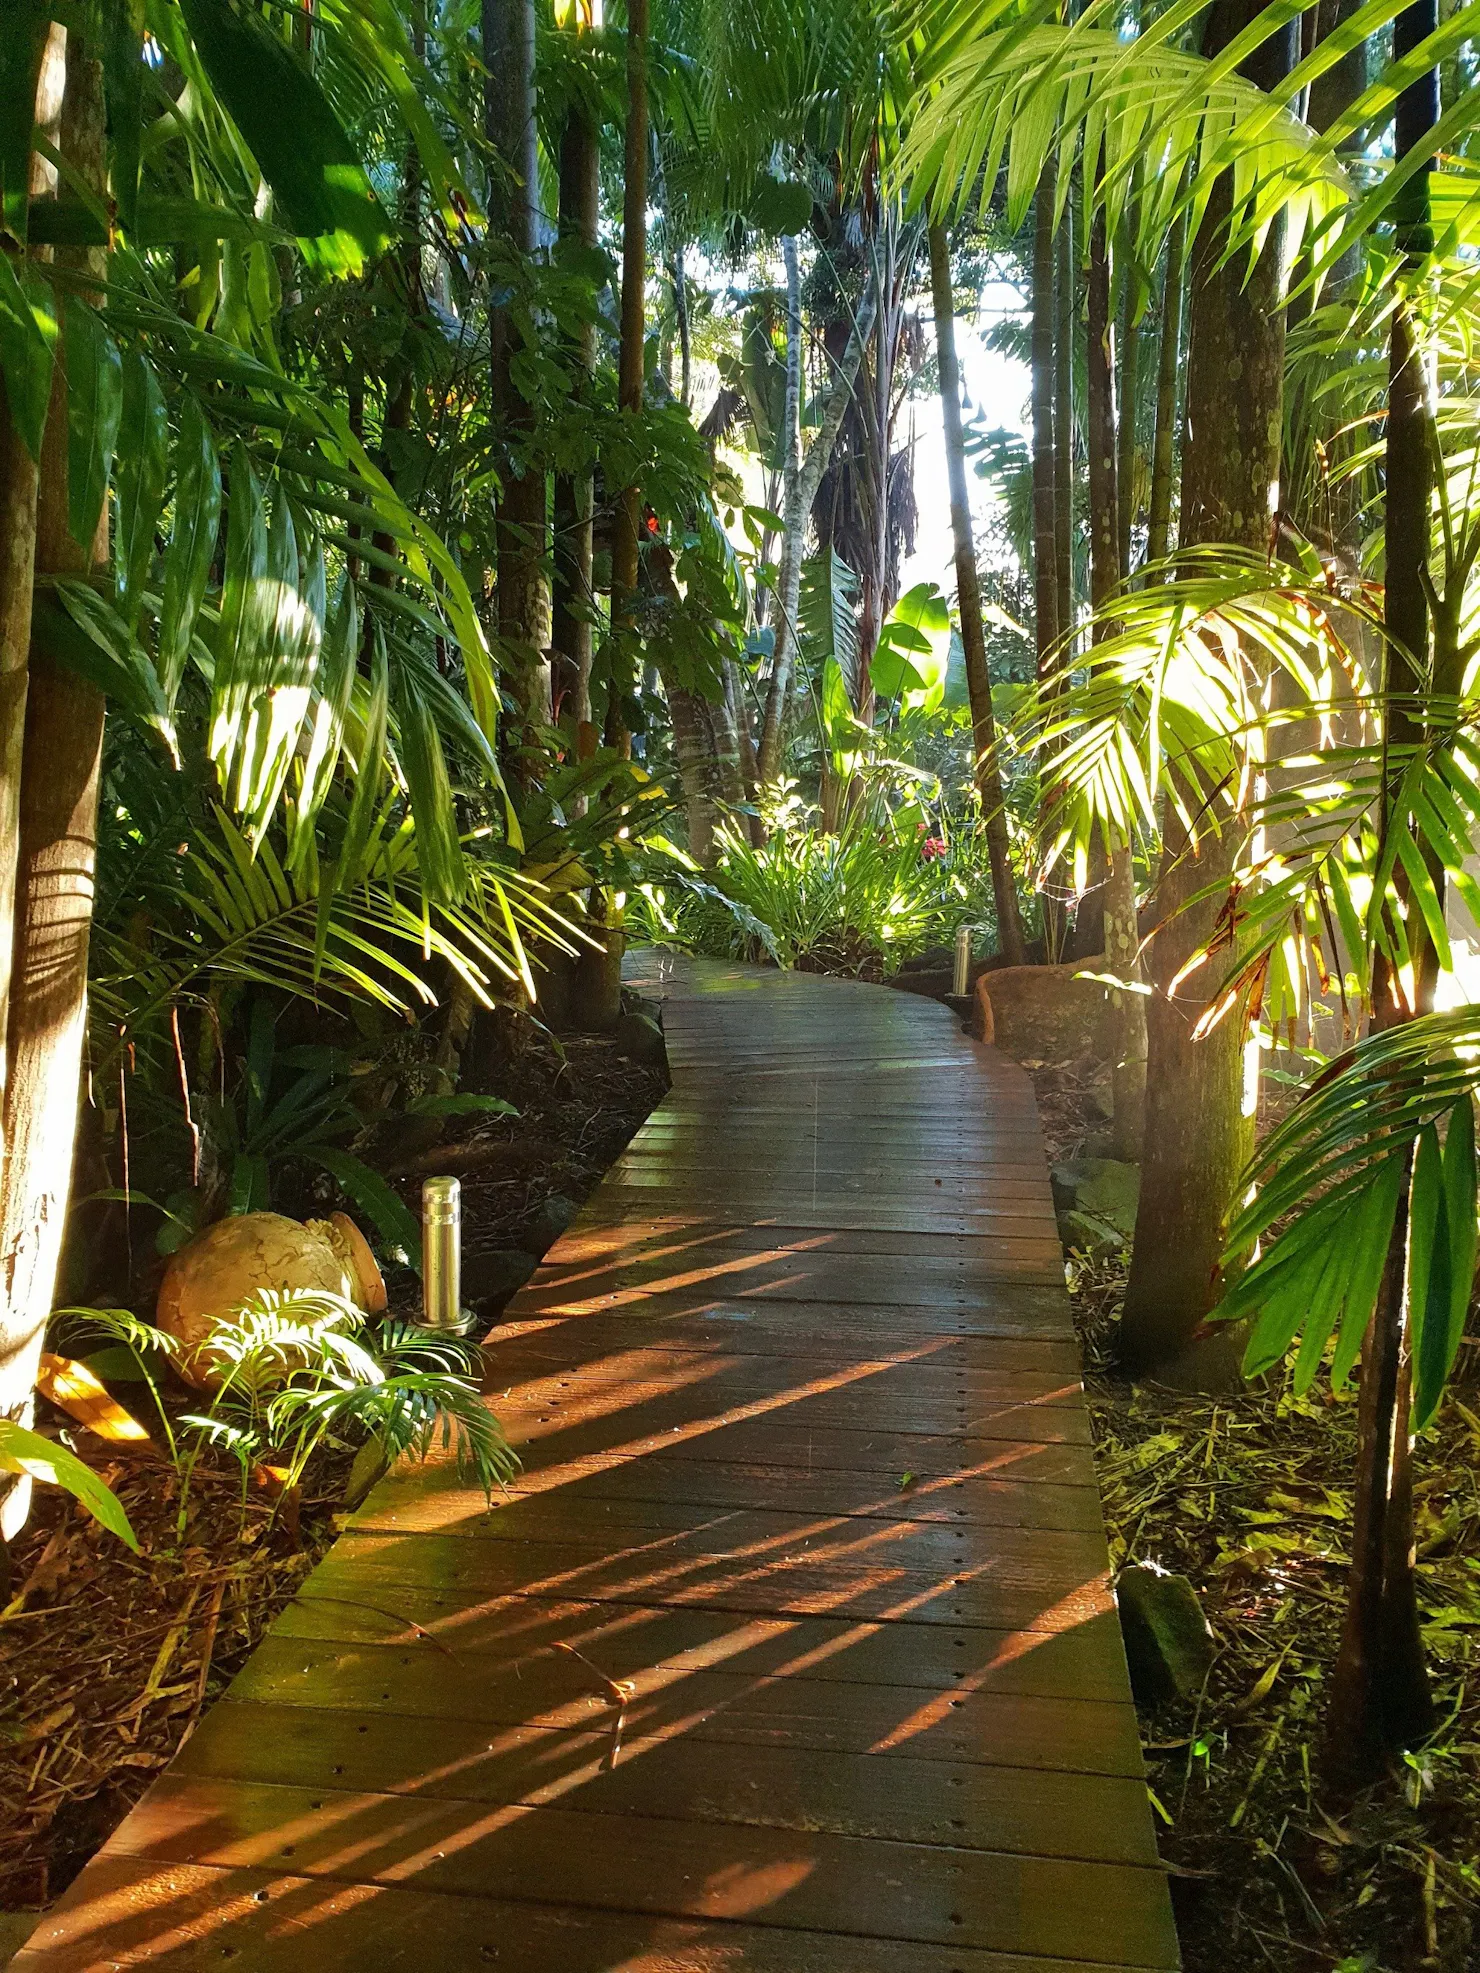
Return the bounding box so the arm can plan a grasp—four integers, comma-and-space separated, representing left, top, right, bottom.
15, 955, 1179, 1972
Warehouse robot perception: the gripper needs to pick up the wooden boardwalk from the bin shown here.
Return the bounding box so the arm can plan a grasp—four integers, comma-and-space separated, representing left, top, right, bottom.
15, 955, 1179, 1973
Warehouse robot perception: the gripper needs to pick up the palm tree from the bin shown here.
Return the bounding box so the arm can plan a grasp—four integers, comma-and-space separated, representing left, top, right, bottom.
0, 0, 534, 1532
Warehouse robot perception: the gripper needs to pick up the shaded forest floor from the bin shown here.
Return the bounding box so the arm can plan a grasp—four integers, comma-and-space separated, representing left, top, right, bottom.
0, 1015, 667, 1918
1034, 1065, 1480, 1973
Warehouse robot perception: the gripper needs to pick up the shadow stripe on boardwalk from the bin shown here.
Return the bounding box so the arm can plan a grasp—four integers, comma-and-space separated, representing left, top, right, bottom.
14, 955, 1179, 1973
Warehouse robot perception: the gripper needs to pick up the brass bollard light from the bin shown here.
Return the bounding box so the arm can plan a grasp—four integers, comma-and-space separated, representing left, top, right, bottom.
421, 1176, 464, 1331
952, 924, 972, 998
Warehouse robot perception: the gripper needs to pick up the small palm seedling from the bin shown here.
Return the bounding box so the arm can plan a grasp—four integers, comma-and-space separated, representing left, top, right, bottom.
180, 1289, 516, 1513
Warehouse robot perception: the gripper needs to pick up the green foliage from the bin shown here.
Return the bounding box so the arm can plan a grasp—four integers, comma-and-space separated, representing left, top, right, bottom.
0, 252, 56, 461
1215, 1014, 1480, 1428
632, 804, 998, 975
174, 0, 392, 273
871, 582, 952, 713
0, 1420, 138, 1553
180, 1288, 517, 1500
63, 293, 122, 550
160, 997, 420, 1257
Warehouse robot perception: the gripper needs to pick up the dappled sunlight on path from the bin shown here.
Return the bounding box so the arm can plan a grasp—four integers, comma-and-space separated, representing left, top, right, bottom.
14, 958, 1179, 1973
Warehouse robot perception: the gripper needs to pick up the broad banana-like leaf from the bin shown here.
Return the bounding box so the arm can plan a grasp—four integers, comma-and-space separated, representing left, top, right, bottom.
0, 251, 56, 461
0, 0, 50, 244
1410, 1102, 1478, 1430
64, 296, 123, 550
288, 582, 358, 874
0, 1418, 139, 1551
800, 549, 860, 697
158, 399, 222, 704
102, 0, 145, 235
209, 445, 272, 787
392, 659, 468, 906
115, 350, 169, 626
28, 195, 262, 249
873, 583, 951, 710
38, 584, 178, 758
178, 0, 391, 274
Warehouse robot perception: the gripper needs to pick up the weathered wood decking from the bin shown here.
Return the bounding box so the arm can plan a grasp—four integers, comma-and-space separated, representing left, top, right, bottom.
15, 955, 1179, 1972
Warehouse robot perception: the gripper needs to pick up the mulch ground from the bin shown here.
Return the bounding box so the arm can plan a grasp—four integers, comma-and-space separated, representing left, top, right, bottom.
1031, 1063, 1480, 1973
0, 1016, 667, 1915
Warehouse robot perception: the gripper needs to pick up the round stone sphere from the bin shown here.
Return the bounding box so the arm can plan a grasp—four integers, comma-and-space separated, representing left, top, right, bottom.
156, 1211, 385, 1384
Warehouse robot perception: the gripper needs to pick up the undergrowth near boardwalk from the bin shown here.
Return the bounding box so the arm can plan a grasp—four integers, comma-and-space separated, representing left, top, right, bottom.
1070, 1247, 1480, 1973
0, 1453, 341, 1907
0, 1020, 666, 1916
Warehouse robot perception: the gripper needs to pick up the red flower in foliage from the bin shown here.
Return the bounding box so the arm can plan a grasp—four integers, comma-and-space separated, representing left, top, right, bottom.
920, 836, 947, 862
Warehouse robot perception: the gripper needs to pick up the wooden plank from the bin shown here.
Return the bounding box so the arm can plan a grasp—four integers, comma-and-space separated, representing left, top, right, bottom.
4, 1857, 1183, 1973
360, 1455, 1106, 1533
301, 1528, 1112, 1634
98, 1775, 1179, 1965
267, 1597, 1138, 1703
508, 1416, 1100, 1476
209, 1651, 1145, 1773
17, 955, 1176, 1973
487, 1354, 1087, 1412
172, 1705, 1159, 1865
483, 1315, 1084, 1371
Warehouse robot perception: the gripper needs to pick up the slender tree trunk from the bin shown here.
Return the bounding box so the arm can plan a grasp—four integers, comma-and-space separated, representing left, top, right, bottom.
756, 274, 877, 784
1085, 195, 1119, 632
604, 0, 649, 754
0, 24, 64, 1130
1120, 0, 1295, 1378
1326, 0, 1438, 1780
0, 36, 108, 1536
756, 233, 803, 783
928, 222, 1026, 965
1053, 170, 1076, 655
552, 99, 599, 737
1031, 166, 1059, 670
669, 246, 691, 407
483, 0, 549, 736
1039, 168, 1078, 960
1031, 164, 1063, 956
1086, 185, 1145, 1154
1145, 201, 1186, 570
1116, 226, 1140, 581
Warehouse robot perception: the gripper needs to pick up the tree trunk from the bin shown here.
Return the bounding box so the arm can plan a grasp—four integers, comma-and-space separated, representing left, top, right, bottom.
1085, 193, 1119, 631
0, 22, 65, 1130
0, 35, 108, 1537
1031, 166, 1059, 670
1145, 200, 1186, 570
1086, 184, 1145, 1155
552, 100, 599, 736
928, 222, 1026, 965
1119, 0, 1294, 1379
756, 233, 803, 783
669, 245, 691, 408
604, 0, 649, 755
1034, 163, 1057, 954
1031, 165, 1063, 955
756, 273, 877, 784
1115, 224, 1140, 581
483, 0, 549, 737
1326, 0, 1438, 1781
1053, 171, 1076, 655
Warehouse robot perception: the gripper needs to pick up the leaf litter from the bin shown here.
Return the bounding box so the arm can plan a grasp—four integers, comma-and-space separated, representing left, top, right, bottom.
1071, 1242, 1480, 1973
0, 1018, 667, 1917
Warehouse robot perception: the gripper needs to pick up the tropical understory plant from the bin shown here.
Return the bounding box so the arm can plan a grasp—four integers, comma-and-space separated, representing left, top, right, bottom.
52, 1290, 516, 1527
